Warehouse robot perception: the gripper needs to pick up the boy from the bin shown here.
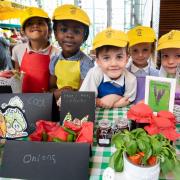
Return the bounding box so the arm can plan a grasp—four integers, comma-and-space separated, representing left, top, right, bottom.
50, 4, 94, 100
80, 28, 137, 108
12, 7, 59, 93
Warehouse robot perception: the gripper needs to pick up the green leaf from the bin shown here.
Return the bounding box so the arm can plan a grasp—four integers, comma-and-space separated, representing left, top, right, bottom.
151, 138, 162, 155
161, 158, 174, 176
114, 150, 124, 172
142, 147, 152, 165
67, 134, 74, 142
114, 138, 124, 149
63, 127, 76, 135
109, 149, 123, 172
42, 132, 48, 141
52, 137, 63, 142
137, 139, 146, 152
126, 140, 137, 156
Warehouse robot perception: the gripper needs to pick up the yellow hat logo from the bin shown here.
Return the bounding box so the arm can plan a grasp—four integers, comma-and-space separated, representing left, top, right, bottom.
26, 8, 33, 16
70, 7, 77, 15
136, 29, 142, 36
167, 31, 174, 40
105, 30, 113, 38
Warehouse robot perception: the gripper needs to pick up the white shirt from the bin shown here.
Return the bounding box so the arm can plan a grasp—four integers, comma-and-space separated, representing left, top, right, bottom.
12, 42, 59, 66
80, 66, 137, 102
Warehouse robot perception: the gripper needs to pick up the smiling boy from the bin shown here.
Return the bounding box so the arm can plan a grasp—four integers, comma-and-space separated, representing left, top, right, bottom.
80, 28, 137, 108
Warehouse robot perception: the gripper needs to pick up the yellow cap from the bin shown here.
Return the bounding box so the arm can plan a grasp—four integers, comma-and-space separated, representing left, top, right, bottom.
52, 4, 90, 26
157, 30, 180, 50
20, 7, 49, 27
127, 26, 156, 47
93, 28, 128, 50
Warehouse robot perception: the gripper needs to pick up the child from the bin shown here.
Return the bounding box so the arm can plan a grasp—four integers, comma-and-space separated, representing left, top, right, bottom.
157, 30, 180, 105
157, 30, 180, 77
50, 4, 94, 100
127, 26, 159, 103
12, 7, 59, 93
80, 28, 137, 108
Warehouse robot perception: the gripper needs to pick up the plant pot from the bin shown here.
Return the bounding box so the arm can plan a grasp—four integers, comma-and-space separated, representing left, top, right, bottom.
123, 153, 160, 180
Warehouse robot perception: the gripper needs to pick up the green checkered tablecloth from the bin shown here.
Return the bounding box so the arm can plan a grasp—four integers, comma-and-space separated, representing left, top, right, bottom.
89, 107, 180, 180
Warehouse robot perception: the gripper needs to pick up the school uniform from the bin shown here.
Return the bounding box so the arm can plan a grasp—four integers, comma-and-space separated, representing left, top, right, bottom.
49, 50, 94, 90
80, 66, 137, 102
127, 60, 159, 103
12, 42, 59, 93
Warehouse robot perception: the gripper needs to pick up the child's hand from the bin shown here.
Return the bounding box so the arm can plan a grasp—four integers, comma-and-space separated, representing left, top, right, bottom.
97, 94, 122, 108
113, 97, 129, 108
54, 86, 74, 100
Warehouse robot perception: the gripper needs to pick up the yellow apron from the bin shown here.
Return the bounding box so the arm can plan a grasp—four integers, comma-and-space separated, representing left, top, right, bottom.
55, 60, 81, 90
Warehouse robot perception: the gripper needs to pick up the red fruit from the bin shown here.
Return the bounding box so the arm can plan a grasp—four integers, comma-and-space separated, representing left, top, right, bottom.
148, 156, 157, 166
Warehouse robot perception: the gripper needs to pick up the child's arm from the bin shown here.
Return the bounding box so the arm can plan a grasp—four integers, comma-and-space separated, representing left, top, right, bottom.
14, 61, 20, 71
96, 94, 122, 108
113, 96, 130, 108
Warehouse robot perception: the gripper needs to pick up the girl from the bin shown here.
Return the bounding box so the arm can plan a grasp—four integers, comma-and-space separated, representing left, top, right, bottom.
12, 7, 59, 93
50, 4, 94, 100
157, 30, 180, 105
127, 26, 159, 103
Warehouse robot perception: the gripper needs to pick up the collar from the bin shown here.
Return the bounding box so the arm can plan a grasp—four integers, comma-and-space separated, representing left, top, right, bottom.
103, 72, 125, 86
130, 62, 150, 74
159, 66, 176, 78
26, 42, 51, 54
59, 50, 83, 61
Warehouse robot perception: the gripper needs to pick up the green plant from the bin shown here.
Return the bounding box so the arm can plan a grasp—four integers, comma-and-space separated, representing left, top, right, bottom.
109, 128, 180, 178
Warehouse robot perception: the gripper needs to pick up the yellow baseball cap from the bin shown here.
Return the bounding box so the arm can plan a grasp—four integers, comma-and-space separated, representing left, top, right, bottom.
93, 28, 128, 50
20, 7, 49, 27
157, 30, 180, 50
127, 26, 156, 47
52, 4, 90, 26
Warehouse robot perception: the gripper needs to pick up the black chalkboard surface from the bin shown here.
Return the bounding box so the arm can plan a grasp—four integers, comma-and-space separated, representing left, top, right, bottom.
60, 91, 95, 124
0, 93, 59, 134
0, 140, 90, 180
0, 86, 12, 93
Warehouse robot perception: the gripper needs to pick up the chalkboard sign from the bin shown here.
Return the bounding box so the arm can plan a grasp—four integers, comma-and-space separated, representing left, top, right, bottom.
0, 86, 12, 93
60, 91, 95, 124
0, 140, 90, 180
0, 93, 59, 135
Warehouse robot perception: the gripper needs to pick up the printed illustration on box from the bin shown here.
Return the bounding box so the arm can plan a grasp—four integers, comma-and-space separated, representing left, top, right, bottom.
148, 80, 170, 111
0, 96, 28, 139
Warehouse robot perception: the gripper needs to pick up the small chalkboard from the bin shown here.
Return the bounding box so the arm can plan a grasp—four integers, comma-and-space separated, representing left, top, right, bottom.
0, 140, 90, 180
0, 86, 12, 93
0, 93, 59, 135
60, 91, 95, 124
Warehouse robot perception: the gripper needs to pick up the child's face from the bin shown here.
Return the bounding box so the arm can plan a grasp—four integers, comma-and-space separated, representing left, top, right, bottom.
55, 20, 84, 58
96, 47, 128, 80
129, 43, 153, 68
161, 48, 180, 75
24, 17, 49, 41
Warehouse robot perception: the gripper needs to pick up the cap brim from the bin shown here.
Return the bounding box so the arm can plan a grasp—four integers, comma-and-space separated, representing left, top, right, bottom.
53, 16, 90, 26
93, 40, 127, 50
157, 41, 180, 50
21, 15, 48, 27
129, 38, 155, 47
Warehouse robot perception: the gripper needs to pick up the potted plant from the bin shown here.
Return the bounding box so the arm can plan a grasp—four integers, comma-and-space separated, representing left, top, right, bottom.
109, 128, 180, 180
